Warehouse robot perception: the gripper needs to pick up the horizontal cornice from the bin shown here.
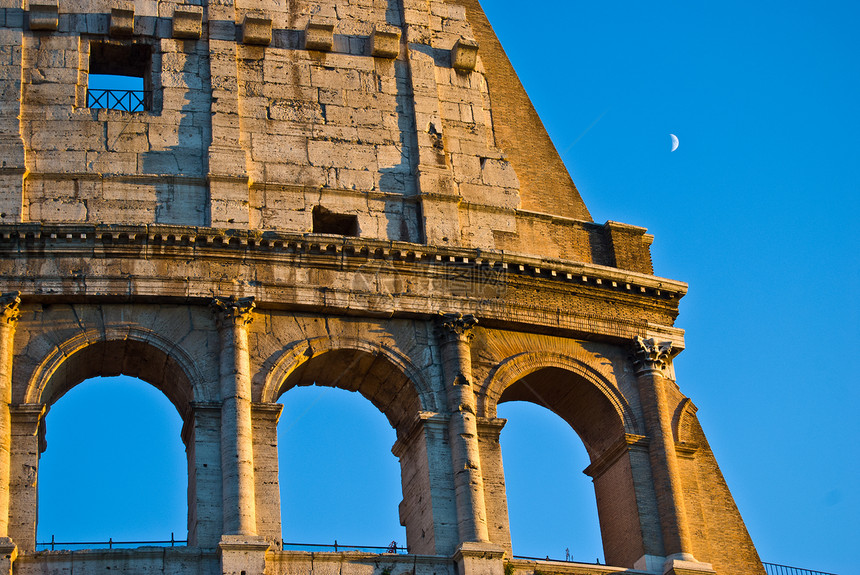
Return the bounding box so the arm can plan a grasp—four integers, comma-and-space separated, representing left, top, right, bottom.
0, 223, 687, 347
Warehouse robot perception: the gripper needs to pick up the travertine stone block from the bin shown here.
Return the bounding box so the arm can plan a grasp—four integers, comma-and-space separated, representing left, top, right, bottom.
305, 22, 334, 52
242, 14, 271, 46
28, 1, 58, 31
172, 6, 203, 40
370, 25, 401, 59
109, 4, 134, 37
451, 37, 478, 72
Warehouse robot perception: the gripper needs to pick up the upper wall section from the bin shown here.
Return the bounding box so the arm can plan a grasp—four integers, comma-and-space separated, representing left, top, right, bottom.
0, 0, 652, 274
450, 0, 591, 222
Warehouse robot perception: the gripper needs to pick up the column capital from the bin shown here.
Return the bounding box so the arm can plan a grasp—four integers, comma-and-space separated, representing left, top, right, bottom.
0, 292, 21, 325
631, 336, 672, 375
437, 312, 478, 343
211, 295, 255, 327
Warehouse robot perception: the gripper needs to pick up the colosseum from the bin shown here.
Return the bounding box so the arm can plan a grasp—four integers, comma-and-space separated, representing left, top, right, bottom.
0, 1, 764, 575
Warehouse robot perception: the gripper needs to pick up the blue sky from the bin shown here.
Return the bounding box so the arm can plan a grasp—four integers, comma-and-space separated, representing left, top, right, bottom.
37, 2, 859, 574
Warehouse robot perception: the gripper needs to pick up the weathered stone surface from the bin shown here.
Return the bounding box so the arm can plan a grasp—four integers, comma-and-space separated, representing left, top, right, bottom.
172, 6, 203, 40
109, 5, 134, 36
0, 2, 766, 575
242, 15, 272, 46
304, 22, 334, 52
451, 38, 479, 72
370, 25, 401, 59
28, 2, 58, 31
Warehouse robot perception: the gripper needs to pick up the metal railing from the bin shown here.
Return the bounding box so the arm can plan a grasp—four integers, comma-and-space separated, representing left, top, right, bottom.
87, 88, 151, 112
763, 563, 838, 575
512, 555, 604, 566
281, 540, 408, 554
36, 533, 186, 551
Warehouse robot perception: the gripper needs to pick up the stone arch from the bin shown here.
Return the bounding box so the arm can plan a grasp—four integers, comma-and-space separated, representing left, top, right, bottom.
261, 336, 434, 431
673, 397, 699, 444
480, 350, 658, 567
263, 336, 436, 552
12, 324, 206, 551
25, 325, 205, 420
482, 350, 640, 456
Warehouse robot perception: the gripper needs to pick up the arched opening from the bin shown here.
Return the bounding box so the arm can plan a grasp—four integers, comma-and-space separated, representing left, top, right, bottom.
497, 366, 642, 567
272, 347, 425, 553
277, 386, 405, 548
21, 335, 200, 550
498, 401, 603, 563
37, 375, 186, 546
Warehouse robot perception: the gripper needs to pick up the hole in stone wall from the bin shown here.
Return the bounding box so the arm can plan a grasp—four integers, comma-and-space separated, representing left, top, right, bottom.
87, 41, 152, 111
277, 386, 405, 548
498, 401, 604, 564
312, 206, 359, 237
37, 376, 187, 548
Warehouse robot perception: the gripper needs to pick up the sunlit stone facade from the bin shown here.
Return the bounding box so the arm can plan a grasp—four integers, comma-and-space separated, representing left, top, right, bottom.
0, 1, 763, 574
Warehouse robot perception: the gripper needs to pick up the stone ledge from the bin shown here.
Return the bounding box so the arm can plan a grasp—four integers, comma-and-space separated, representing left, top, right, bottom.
0, 224, 687, 300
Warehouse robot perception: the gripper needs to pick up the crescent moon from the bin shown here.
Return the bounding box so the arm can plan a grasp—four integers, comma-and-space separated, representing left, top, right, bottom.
670, 134, 679, 152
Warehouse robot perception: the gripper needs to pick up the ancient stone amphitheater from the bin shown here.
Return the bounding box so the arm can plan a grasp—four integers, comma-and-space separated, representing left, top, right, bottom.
0, 1, 764, 575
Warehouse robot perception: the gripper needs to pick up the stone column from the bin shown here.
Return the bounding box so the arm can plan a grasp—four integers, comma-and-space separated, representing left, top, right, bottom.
475, 417, 512, 554
211, 296, 258, 538
185, 401, 223, 549
251, 402, 283, 548
0, 293, 19, 554
631, 337, 713, 575
436, 313, 490, 545
8, 404, 44, 552
392, 412, 458, 555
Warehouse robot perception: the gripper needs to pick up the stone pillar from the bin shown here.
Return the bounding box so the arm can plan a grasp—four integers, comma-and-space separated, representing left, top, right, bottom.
436, 313, 490, 545
251, 402, 282, 548
631, 337, 714, 575
8, 404, 44, 552
185, 401, 223, 549
0, 26, 25, 224
211, 296, 258, 538
475, 417, 512, 555
0, 538, 15, 575
392, 412, 458, 555
0, 293, 20, 545
400, 1, 461, 246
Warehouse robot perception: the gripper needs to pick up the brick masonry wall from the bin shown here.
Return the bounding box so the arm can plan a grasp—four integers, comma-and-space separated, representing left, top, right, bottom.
0, 0, 659, 274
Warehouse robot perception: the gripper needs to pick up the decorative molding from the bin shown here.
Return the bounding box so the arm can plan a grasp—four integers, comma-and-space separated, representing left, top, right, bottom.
438, 312, 478, 342
391, 411, 448, 457
675, 441, 700, 459
0, 292, 21, 325
631, 335, 672, 374
583, 433, 649, 479
476, 417, 506, 440
211, 295, 255, 327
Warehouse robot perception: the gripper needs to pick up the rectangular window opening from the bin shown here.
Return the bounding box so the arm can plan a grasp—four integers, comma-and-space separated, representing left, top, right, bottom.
312, 206, 359, 237
87, 41, 152, 112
